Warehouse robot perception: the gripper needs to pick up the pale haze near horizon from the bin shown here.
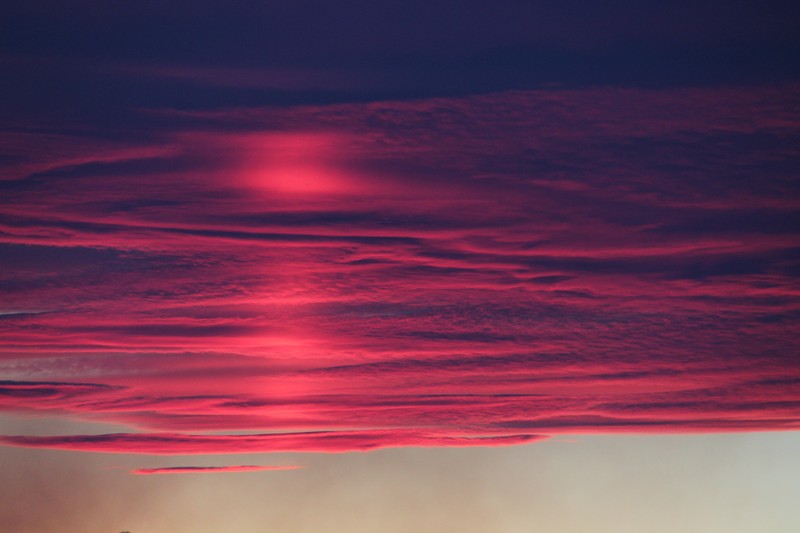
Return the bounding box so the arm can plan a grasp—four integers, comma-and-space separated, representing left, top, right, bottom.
1, 419, 797, 533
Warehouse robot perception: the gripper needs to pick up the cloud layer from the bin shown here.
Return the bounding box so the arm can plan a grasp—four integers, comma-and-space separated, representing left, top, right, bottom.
1, 84, 799, 454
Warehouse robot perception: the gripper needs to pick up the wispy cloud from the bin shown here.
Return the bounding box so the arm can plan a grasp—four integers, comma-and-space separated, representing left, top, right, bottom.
115, 64, 379, 92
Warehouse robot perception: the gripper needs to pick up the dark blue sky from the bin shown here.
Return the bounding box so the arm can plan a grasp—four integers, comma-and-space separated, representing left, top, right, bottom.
2, 0, 799, 125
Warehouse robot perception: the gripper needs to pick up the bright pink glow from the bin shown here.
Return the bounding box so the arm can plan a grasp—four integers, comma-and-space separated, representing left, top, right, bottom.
233, 132, 363, 196
131, 465, 303, 475
1, 85, 798, 455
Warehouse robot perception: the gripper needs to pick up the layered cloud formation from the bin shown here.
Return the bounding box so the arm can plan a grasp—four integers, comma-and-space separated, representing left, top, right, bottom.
1, 84, 799, 455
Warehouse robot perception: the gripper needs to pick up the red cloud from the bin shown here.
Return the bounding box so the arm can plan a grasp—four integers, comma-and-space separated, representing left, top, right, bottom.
1, 84, 798, 454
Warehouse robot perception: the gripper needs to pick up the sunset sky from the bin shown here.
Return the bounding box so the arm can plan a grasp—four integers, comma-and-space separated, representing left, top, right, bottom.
2, 1, 799, 532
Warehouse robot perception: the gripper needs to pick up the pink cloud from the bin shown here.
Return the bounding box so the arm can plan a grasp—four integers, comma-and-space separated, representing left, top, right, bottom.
130, 464, 303, 475
1, 84, 798, 454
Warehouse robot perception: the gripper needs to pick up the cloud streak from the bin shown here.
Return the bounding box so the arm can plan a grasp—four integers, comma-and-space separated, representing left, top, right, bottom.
1, 432, 545, 454
131, 465, 303, 475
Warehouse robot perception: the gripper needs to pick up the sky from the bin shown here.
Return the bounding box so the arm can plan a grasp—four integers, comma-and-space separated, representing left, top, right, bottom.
1, 1, 799, 532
